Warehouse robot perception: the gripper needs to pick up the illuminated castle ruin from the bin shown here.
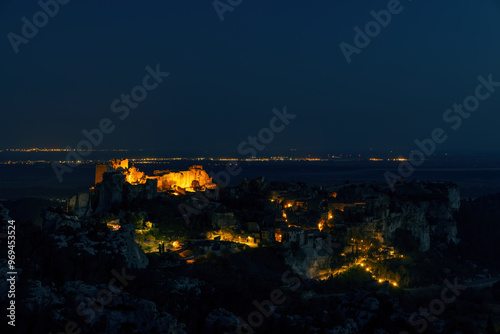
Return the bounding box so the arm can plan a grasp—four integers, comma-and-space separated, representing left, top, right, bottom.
95, 159, 216, 193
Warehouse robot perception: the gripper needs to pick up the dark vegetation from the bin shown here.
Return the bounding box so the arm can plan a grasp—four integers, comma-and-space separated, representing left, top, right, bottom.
455, 193, 500, 269
3, 189, 500, 333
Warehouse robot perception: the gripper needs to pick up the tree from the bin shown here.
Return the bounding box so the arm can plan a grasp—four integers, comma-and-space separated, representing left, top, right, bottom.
126, 212, 144, 229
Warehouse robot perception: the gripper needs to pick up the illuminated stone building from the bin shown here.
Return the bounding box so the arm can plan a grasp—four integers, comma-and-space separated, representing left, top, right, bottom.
95, 159, 216, 193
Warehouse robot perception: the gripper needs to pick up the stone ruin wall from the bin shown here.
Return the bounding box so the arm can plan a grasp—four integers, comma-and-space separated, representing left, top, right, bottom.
95, 160, 215, 192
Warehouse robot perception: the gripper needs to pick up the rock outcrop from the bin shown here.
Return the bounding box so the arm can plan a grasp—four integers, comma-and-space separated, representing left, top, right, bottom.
332, 181, 460, 252
211, 211, 241, 231
337, 287, 408, 332
68, 171, 158, 217
383, 182, 460, 251
44, 210, 81, 231
22, 280, 186, 334
124, 178, 157, 205
94, 172, 126, 213
204, 308, 240, 334
68, 192, 93, 217
48, 217, 148, 270
285, 247, 332, 279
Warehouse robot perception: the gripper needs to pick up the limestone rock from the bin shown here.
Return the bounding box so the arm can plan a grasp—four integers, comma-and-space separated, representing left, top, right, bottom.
94, 172, 125, 213
106, 224, 149, 269
204, 308, 239, 334
211, 211, 240, 231
44, 210, 81, 231
124, 178, 157, 204
327, 318, 358, 334
23, 280, 186, 334
68, 191, 93, 217
45, 216, 148, 270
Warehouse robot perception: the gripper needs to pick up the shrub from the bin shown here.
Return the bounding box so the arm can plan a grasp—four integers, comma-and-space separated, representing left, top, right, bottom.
126, 212, 144, 229
206, 251, 217, 261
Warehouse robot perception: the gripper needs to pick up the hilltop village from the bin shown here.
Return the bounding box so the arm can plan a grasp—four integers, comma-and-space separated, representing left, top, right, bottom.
4, 159, 500, 333
68, 159, 461, 281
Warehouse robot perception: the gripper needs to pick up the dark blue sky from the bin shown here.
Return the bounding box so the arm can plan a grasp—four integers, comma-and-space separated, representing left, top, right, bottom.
1, 0, 499, 156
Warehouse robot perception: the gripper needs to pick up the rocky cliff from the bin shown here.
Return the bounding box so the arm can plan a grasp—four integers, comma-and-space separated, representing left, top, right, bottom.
332, 181, 460, 252
285, 245, 333, 279
46, 211, 149, 270
382, 182, 460, 251
285, 182, 461, 278
22, 279, 186, 334
68, 172, 158, 217
68, 192, 93, 217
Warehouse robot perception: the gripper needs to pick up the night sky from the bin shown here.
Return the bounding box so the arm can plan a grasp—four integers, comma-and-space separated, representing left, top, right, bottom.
1, 0, 500, 156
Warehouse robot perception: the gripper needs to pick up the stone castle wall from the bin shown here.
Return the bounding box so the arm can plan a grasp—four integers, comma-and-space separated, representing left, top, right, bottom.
94, 160, 215, 192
